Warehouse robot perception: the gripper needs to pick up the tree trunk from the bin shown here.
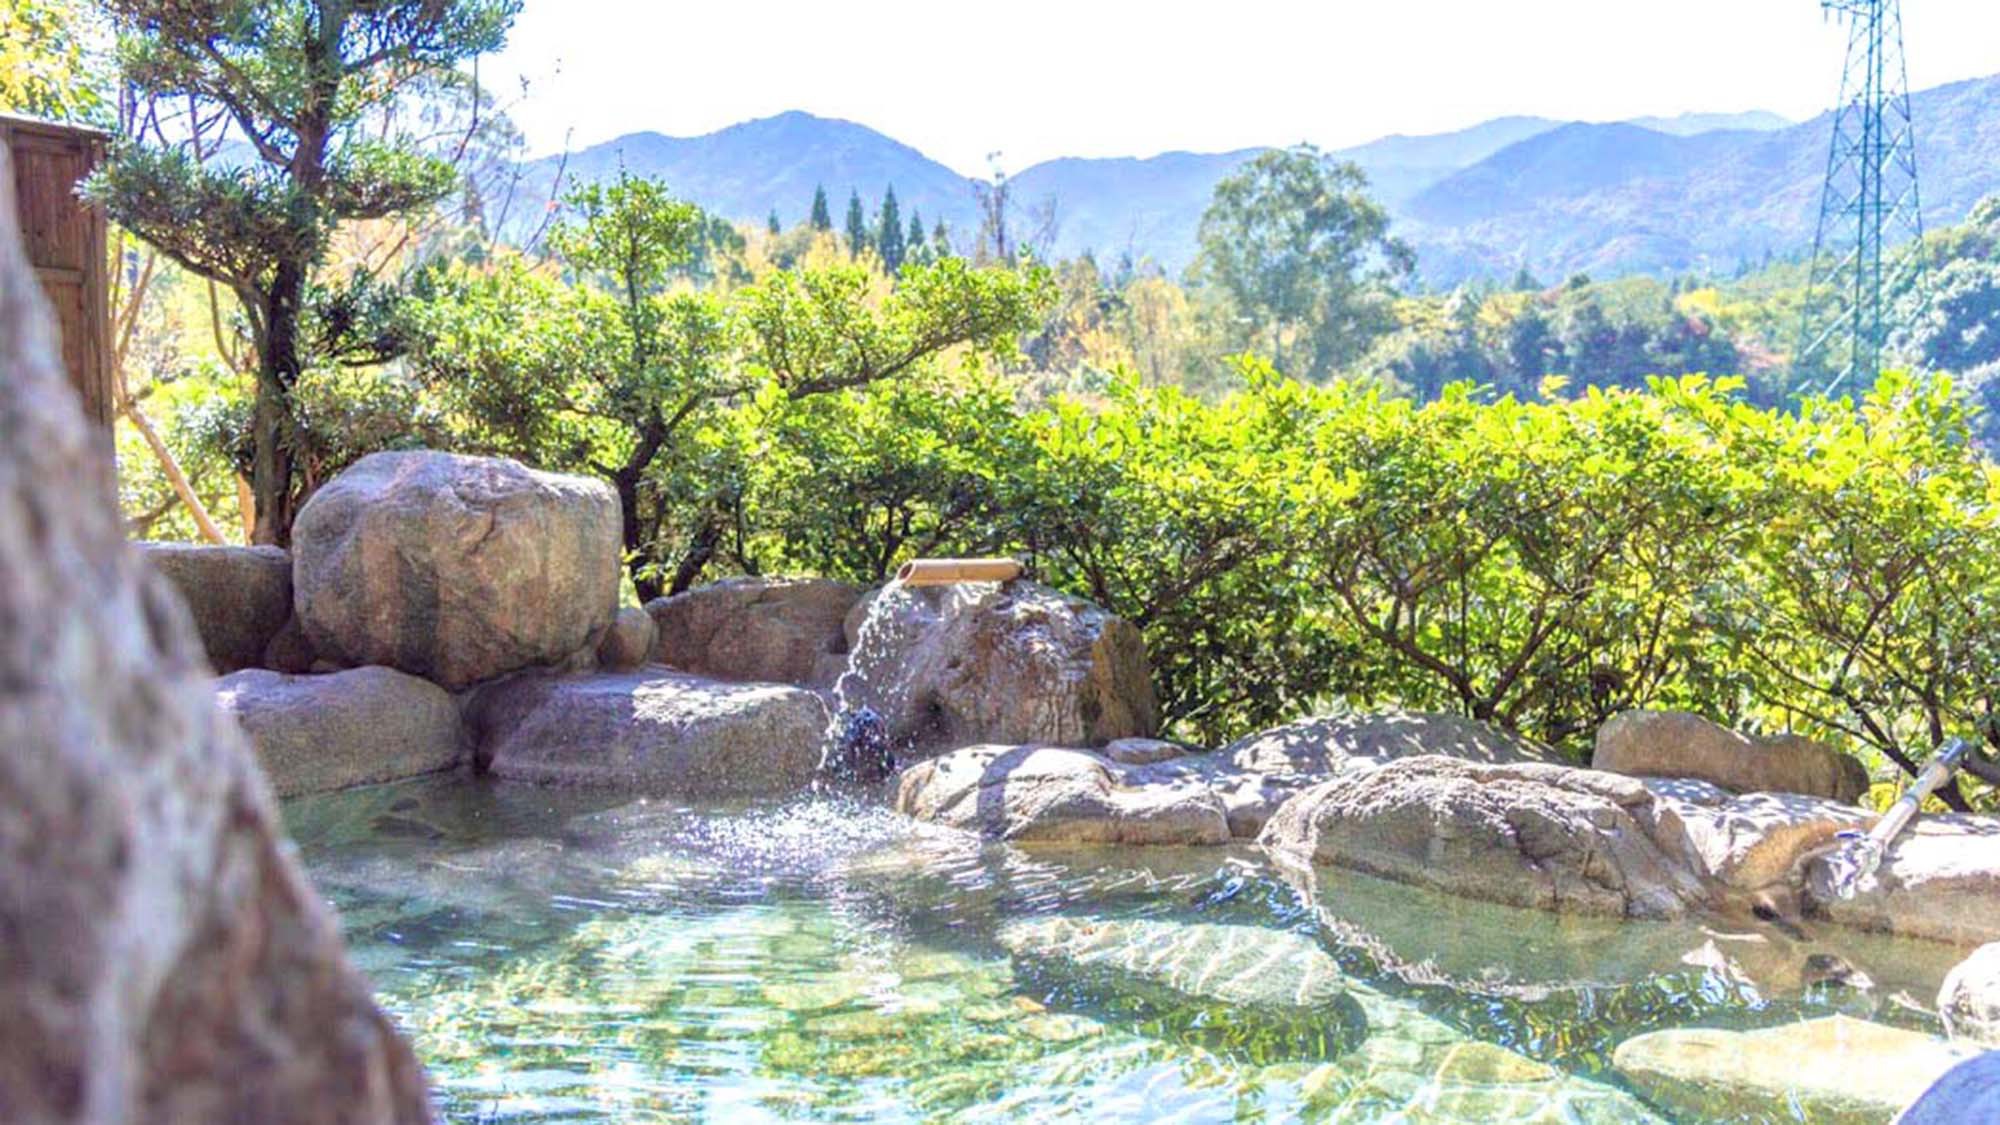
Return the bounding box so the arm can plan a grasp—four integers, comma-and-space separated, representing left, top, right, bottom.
250, 264, 305, 546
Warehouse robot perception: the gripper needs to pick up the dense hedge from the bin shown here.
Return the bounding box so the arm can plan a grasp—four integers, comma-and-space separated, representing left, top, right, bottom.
678, 365, 1999, 802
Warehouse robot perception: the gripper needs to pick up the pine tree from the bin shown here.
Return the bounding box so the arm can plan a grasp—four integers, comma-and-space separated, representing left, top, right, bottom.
876, 185, 905, 274
767, 208, 781, 235
932, 219, 952, 259
844, 189, 868, 259
809, 185, 832, 231
905, 209, 927, 266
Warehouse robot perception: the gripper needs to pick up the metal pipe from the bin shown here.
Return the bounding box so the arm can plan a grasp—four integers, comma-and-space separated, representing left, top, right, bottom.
895, 558, 1024, 587
1818, 738, 1973, 900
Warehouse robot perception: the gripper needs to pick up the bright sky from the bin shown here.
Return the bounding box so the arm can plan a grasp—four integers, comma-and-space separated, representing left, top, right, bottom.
486, 0, 2000, 176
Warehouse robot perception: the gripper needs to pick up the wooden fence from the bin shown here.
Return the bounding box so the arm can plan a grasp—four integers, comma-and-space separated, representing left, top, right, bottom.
2, 113, 111, 431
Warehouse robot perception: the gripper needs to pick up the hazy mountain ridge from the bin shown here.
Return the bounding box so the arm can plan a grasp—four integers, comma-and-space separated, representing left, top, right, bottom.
513, 73, 2000, 283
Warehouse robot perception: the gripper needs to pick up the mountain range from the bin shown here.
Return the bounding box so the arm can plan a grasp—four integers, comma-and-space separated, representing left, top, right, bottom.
513, 73, 2000, 286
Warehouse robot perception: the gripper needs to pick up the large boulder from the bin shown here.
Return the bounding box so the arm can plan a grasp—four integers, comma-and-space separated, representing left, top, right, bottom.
893, 744, 1230, 845
215, 667, 465, 798
646, 576, 860, 686
142, 541, 293, 672
1613, 1016, 1979, 1124
293, 450, 621, 690
467, 670, 829, 798
1258, 757, 1710, 918
1192, 710, 1557, 837
1938, 943, 2000, 1048
842, 580, 1158, 756
1804, 813, 2000, 944
1594, 709, 1870, 802
0, 162, 430, 1121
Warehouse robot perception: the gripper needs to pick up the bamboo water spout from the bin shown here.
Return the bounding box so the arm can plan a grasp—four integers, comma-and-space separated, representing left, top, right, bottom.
896, 557, 1024, 586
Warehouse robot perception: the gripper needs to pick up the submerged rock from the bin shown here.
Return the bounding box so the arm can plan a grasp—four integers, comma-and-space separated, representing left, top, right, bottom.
894, 744, 1230, 845
0, 163, 430, 1121
294, 450, 621, 690
995, 915, 1352, 1011
995, 915, 1368, 1061
142, 541, 293, 672
215, 666, 465, 797
1613, 1015, 1979, 1124
844, 579, 1159, 756
1939, 943, 2000, 1048
1594, 709, 1870, 803
468, 669, 828, 797
1258, 758, 1709, 918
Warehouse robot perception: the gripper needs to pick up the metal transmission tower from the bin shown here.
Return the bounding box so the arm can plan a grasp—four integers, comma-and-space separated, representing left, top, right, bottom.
1798, 0, 1927, 394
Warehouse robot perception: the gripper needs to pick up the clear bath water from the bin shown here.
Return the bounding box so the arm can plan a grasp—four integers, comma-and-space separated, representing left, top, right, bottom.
286, 777, 1966, 1124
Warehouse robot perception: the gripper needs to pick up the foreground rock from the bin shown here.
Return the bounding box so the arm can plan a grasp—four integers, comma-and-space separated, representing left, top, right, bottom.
1194, 710, 1556, 837
1898, 1055, 2000, 1125
894, 744, 1229, 845
647, 576, 861, 686
1939, 943, 2000, 1048
294, 450, 621, 689
1259, 758, 1709, 918
0, 171, 430, 1121
1613, 1016, 1978, 1123
142, 541, 294, 672
468, 670, 828, 797
215, 667, 465, 798
845, 580, 1158, 755
1595, 709, 1869, 802
1805, 814, 2000, 944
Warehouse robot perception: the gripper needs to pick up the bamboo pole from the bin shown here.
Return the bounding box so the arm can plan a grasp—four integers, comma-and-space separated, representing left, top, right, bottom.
896, 558, 1024, 586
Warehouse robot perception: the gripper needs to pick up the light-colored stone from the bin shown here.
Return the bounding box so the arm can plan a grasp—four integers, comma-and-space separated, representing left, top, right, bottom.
142, 541, 292, 672
893, 744, 1230, 845
1101, 737, 1185, 765
844, 580, 1158, 756
215, 666, 465, 798
1805, 813, 2000, 944
1595, 709, 1870, 802
293, 450, 621, 690
596, 605, 656, 672
1613, 1016, 1979, 1124
0, 157, 430, 1122
468, 670, 829, 797
1939, 943, 2000, 1048
1194, 710, 1557, 837
1258, 757, 1709, 918
647, 576, 860, 686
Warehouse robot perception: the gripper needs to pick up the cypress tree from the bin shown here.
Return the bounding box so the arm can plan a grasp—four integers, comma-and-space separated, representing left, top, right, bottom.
844, 189, 868, 258
876, 185, 905, 273
767, 208, 782, 235
809, 185, 832, 231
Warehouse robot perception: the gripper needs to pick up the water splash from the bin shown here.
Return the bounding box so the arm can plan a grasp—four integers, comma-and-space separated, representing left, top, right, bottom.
817, 576, 921, 783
